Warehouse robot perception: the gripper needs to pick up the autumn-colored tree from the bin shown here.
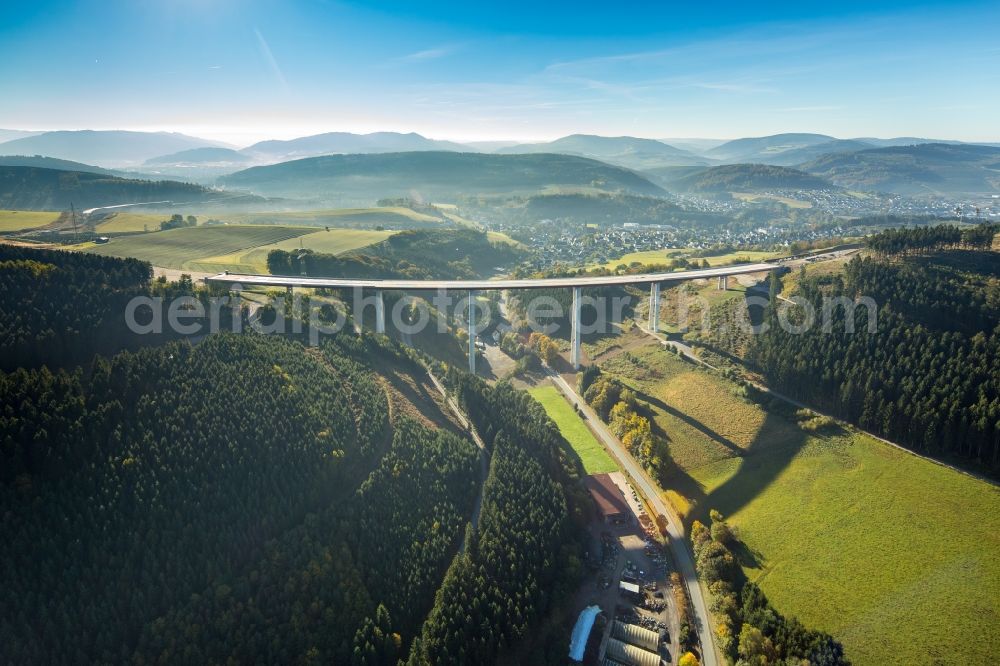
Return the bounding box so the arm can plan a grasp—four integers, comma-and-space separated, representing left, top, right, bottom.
678, 651, 700, 666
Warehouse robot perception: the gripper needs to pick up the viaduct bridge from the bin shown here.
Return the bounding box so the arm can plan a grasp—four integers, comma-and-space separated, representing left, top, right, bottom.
205, 262, 778, 373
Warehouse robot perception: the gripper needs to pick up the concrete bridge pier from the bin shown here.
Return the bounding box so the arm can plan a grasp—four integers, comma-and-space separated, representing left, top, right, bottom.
468, 289, 477, 374
648, 282, 661, 333
717, 275, 728, 290
375, 289, 385, 334
571, 286, 582, 369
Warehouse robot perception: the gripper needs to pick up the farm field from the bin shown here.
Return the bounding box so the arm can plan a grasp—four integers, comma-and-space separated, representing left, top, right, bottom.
0, 209, 60, 232
94, 212, 170, 233
529, 384, 617, 474
75, 225, 315, 270
186, 228, 394, 273
593, 248, 779, 271
597, 340, 1000, 665
206, 206, 443, 227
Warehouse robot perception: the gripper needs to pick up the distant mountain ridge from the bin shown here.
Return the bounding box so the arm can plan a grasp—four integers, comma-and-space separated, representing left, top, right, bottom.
241, 131, 472, 160
219, 151, 665, 204
497, 134, 710, 168
0, 129, 42, 144
0, 130, 227, 167
749, 139, 876, 166
144, 147, 252, 165
705, 133, 837, 162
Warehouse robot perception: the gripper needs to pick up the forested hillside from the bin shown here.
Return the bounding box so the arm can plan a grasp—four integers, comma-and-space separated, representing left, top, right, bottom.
267, 228, 523, 280
0, 331, 485, 663
0, 166, 229, 210
800, 143, 1000, 195
407, 378, 589, 665
220, 151, 666, 203
748, 224, 1000, 472
0, 245, 152, 368
0, 241, 597, 664
664, 164, 832, 192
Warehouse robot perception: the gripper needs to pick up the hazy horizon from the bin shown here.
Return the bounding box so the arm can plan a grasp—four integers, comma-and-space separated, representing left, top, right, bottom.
2, 126, 998, 151
2, 0, 999, 146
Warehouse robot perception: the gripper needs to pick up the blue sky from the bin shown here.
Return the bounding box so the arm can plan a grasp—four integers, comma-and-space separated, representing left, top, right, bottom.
1, 0, 998, 145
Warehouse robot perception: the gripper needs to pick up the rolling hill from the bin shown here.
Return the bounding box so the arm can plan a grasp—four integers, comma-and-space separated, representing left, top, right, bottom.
0, 155, 118, 176
219, 151, 666, 203
705, 133, 836, 162
144, 146, 252, 165
0, 166, 244, 210
497, 134, 710, 168
800, 143, 1000, 195
0, 130, 226, 167
750, 139, 875, 166
663, 164, 832, 192
240, 131, 471, 160
0, 129, 41, 143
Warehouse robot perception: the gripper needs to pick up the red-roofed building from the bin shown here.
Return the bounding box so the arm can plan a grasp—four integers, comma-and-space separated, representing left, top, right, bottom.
584, 473, 630, 524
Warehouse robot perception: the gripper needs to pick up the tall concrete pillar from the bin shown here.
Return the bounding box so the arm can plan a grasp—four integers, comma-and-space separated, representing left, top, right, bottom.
648, 282, 660, 333
571, 286, 582, 369
468, 290, 476, 374
375, 289, 385, 334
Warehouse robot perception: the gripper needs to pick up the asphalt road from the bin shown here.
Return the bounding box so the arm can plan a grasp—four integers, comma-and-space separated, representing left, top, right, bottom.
204, 262, 777, 291
545, 370, 719, 666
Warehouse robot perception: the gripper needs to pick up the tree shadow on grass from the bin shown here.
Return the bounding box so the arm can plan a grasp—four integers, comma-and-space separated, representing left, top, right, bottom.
697, 410, 808, 528
728, 537, 764, 570
632, 388, 744, 457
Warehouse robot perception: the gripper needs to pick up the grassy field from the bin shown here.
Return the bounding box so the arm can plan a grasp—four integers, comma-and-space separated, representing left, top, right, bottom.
486, 230, 527, 249
205, 206, 442, 226
529, 384, 617, 474
76, 225, 315, 270
593, 248, 779, 272
94, 212, 171, 233
778, 254, 860, 295
186, 228, 393, 273
597, 340, 1000, 665
0, 210, 60, 232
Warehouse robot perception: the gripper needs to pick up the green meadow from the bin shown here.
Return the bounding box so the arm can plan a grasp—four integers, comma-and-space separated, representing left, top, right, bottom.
592, 248, 779, 272
0, 209, 60, 232
529, 384, 617, 475
598, 342, 1000, 665
75, 225, 314, 270
74, 225, 392, 272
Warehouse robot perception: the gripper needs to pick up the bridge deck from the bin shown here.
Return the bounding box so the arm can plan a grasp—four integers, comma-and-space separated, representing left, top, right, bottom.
203, 262, 777, 291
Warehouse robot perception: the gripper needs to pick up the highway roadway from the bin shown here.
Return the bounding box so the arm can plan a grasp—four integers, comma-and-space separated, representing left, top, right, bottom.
203, 262, 776, 292
545, 369, 719, 666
